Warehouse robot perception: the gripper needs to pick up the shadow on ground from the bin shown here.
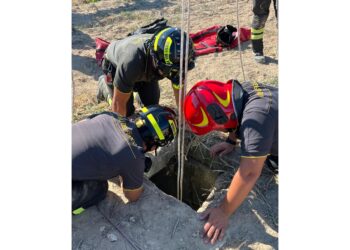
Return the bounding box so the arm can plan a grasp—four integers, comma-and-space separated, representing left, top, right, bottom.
72, 54, 101, 80
265, 56, 278, 65
72, 28, 95, 50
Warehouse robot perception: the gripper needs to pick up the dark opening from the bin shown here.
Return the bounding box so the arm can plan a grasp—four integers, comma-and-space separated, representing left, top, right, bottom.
149, 156, 218, 210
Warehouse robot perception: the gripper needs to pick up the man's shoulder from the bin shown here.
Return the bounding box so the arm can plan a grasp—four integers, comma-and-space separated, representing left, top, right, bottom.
109, 34, 151, 53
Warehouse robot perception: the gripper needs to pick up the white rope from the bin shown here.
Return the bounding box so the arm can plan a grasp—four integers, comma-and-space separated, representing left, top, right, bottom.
235, 0, 246, 82
177, 0, 190, 201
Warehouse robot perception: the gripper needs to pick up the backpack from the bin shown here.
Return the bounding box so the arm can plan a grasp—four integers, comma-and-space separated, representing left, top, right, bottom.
95, 18, 169, 67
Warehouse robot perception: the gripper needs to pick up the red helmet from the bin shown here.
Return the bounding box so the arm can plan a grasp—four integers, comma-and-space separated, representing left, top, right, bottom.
184, 80, 238, 135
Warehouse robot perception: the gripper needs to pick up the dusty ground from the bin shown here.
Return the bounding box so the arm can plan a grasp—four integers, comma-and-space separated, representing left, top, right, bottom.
72, 0, 278, 249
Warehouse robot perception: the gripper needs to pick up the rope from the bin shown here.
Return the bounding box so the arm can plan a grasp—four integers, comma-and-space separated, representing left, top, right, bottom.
235, 0, 246, 82
177, 0, 190, 201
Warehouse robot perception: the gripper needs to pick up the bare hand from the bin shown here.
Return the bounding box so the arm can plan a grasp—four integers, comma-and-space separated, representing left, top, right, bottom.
198, 207, 230, 245
210, 142, 234, 157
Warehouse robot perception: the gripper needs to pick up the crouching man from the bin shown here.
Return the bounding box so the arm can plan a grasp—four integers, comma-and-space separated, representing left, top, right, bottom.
184, 79, 278, 244
72, 105, 178, 214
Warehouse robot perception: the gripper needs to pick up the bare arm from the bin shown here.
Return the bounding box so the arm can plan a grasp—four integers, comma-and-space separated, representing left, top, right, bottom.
201, 156, 266, 244
112, 88, 132, 116
220, 156, 266, 215
209, 131, 237, 157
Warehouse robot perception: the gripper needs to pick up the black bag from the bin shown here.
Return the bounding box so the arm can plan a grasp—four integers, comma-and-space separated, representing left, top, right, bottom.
127, 17, 169, 36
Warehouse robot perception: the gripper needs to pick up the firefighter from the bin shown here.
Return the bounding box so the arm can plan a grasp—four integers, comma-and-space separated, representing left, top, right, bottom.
97, 27, 196, 117
184, 79, 278, 244
72, 105, 178, 215
251, 0, 278, 63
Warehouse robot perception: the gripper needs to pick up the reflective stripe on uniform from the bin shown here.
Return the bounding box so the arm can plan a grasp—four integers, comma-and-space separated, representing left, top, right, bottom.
172, 83, 181, 89
168, 119, 177, 136
72, 207, 85, 215
141, 107, 165, 140
164, 37, 173, 64
153, 28, 171, 51
108, 98, 112, 106
241, 154, 269, 159
251, 27, 264, 40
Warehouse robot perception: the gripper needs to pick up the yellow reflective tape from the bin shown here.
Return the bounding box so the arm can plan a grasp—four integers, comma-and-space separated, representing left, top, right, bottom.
164, 37, 173, 64
141, 107, 165, 140
168, 119, 177, 136
251, 34, 264, 40
135, 118, 145, 128
251, 27, 264, 33
172, 83, 180, 90
212, 91, 230, 108
147, 114, 165, 140
153, 28, 171, 51
72, 207, 85, 215
193, 107, 209, 127
108, 98, 112, 106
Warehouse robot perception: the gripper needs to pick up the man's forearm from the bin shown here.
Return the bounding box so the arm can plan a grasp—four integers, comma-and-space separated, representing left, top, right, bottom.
112, 88, 131, 117
220, 168, 260, 216
219, 157, 266, 216
112, 98, 127, 116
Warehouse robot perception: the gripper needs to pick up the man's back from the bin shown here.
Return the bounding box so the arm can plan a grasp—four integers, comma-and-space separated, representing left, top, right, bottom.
238, 82, 278, 157
104, 34, 162, 93
72, 114, 145, 190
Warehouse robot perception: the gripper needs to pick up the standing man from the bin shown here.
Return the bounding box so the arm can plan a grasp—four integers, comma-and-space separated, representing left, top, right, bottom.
251, 0, 278, 63
184, 79, 278, 244
72, 105, 178, 215
97, 27, 196, 117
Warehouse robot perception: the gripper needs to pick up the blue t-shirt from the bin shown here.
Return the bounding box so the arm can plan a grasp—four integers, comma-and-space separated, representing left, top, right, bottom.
72, 113, 145, 190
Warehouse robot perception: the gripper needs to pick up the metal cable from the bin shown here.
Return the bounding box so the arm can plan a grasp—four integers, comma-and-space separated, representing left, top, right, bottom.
235, 0, 246, 81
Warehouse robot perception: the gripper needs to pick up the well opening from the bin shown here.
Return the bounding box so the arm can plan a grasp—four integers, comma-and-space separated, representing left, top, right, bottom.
149, 156, 218, 210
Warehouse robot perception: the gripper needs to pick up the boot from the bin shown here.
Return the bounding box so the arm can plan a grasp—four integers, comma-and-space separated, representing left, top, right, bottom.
252, 39, 266, 64
97, 75, 113, 105
72, 180, 108, 215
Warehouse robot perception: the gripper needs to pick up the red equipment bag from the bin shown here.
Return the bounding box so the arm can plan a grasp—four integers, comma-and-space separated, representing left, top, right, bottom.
189, 25, 251, 56
95, 38, 110, 67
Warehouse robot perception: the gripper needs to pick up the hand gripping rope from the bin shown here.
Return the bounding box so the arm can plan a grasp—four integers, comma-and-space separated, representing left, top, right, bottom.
177, 0, 190, 201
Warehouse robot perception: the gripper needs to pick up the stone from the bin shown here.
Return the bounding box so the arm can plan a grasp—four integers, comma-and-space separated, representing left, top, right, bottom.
107, 233, 118, 242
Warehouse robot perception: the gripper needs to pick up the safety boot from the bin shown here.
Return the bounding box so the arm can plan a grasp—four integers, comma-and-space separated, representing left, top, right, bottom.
254, 52, 266, 64
72, 180, 108, 215
97, 75, 113, 105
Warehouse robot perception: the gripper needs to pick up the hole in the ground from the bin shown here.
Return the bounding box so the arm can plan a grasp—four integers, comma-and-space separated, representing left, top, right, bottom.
150, 156, 218, 210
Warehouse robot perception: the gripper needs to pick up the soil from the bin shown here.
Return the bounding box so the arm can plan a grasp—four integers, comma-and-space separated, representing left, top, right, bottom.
72, 0, 278, 249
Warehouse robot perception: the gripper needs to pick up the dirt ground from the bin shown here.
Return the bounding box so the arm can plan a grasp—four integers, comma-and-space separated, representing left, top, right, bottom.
72, 0, 278, 249
72, 0, 278, 121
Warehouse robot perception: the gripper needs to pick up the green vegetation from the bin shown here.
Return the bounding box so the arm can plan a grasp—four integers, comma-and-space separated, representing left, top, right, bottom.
84, 0, 100, 4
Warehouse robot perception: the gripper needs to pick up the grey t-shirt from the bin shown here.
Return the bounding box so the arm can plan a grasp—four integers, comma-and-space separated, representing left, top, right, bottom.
72, 113, 145, 190
105, 34, 164, 93
236, 81, 278, 157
